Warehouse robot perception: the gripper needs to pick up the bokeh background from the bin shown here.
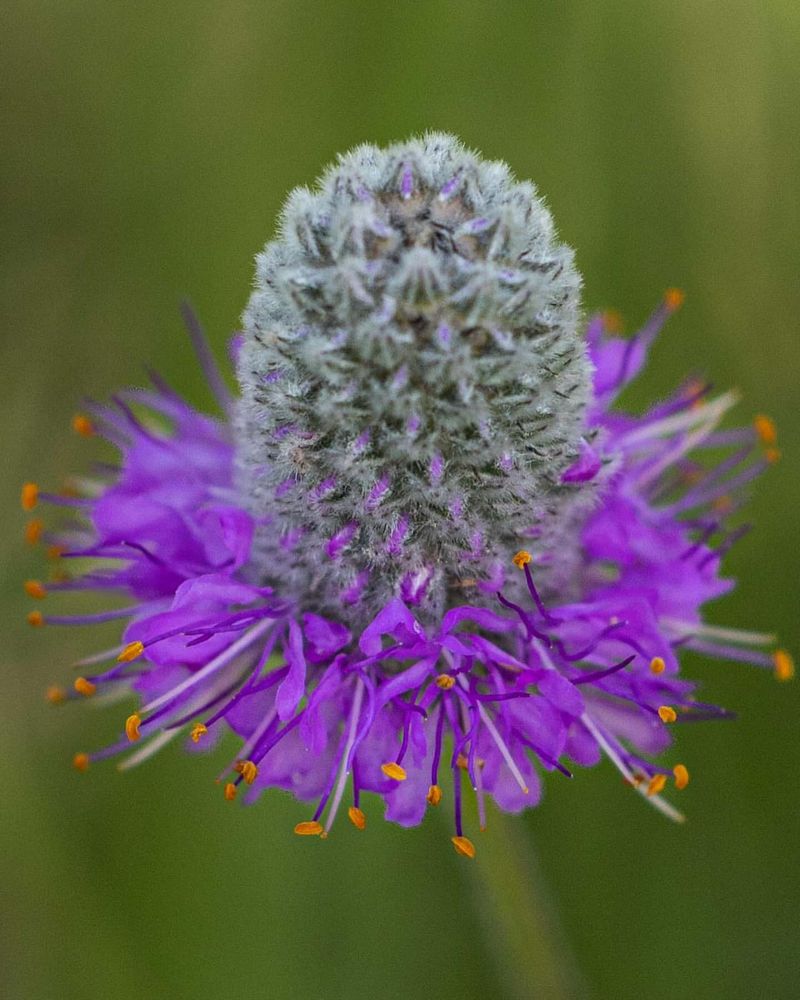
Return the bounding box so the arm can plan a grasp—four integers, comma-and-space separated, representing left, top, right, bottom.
3, 3, 798, 998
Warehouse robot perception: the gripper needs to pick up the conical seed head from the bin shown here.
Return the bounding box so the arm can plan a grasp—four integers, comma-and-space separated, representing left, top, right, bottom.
236, 133, 593, 619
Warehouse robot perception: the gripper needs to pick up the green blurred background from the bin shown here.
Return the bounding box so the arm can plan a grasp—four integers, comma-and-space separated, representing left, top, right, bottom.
3, 3, 798, 998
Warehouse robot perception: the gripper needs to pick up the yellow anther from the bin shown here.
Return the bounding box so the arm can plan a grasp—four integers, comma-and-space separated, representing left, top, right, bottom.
24, 579, 47, 600
224, 782, 237, 801
72, 414, 95, 438
125, 713, 142, 742
46, 685, 67, 704
190, 722, 208, 743
658, 705, 677, 724
72, 752, 90, 772
27, 610, 44, 627
673, 764, 690, 790
765, 447, 781, 465
435, 673, 455, 690
773, 649, 794, 682
650, 656, 666, 675
427, 784, 442, 806
664, 287, 685, 312
73, 676, 96, 697
451, 835, 476, 859
456, 753, 469, 770
294, 820, 323, 836
117, 640, 145, 663
381, 762, 407, 781
711, 495, 734, 514
25, 519, 44, 545
647, 773, 668, 796
21, 482, 39, 511
234, 760, 258, 785
512, 549, 532, 569
753, 414, 777, 447
602, 309, 624, 334
348, 806, 366, 830
46, 544, 64, 561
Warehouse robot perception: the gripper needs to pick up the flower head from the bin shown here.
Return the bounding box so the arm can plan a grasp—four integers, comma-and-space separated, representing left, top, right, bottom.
25, 134, 792, 857
239, 134, 589, 619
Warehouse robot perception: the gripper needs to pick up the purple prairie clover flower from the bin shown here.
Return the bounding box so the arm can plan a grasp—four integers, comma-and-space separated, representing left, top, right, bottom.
24, 134, 794, 859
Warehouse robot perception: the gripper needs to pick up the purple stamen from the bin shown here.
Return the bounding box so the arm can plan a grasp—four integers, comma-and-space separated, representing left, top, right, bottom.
37, 492, 91, 509
180, 301, 234, 417
572, 654, 636, 685
430, 701, 446, 788
522, 564, 560, 625
43, 605, 144, 626
698, 523, 752, 570
497, 592, 550, 644
453, 761, 464, 838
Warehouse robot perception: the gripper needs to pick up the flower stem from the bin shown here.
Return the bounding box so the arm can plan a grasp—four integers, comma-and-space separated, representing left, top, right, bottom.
461, 813, 586, 999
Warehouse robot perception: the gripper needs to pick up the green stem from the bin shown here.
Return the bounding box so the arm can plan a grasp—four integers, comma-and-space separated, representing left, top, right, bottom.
462, 813, 587, 999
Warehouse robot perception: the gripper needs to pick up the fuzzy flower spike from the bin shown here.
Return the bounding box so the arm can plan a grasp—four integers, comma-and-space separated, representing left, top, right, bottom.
26, 134, 792, 857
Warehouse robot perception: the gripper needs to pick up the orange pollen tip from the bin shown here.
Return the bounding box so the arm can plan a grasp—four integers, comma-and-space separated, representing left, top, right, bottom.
773, 649, 794, 682
753, 414, 777, 446
224, 782, 237, 801
512, 549, 532, 569
647, 773, 668, 796
650, 656, 666, 675
125, 714, 142, 742
451, 835, 476, 859
46, 684, 67, 704
427, 784, 442, 806
765, 447, 781, 465
711, 495, 733, 514
658, 705, 678, 724
435, 673, 455, 690
664, 287, 685, 312
117, 640, 145, 663
73, 676, 97, 697
24, 579, 47, 599
72, 752, 90, 772
25, 519, 44, 545
456, 753, 469, 770
381, 761, 407, 781
46, 544, 64, 561
21, 482, 39, 511
72, 414, 95, 437
234, 760, 258, 784
294, 820, 323, 836
27, 610, 44, 627
673, 764, 690, 790
602, 309, 624, 333
190, 722, 208, 743
348, 806, 366, 830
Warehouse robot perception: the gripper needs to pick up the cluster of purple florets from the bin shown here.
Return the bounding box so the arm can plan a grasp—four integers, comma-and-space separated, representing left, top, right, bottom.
23, 137, 792, 858
23, 291, 790, 856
